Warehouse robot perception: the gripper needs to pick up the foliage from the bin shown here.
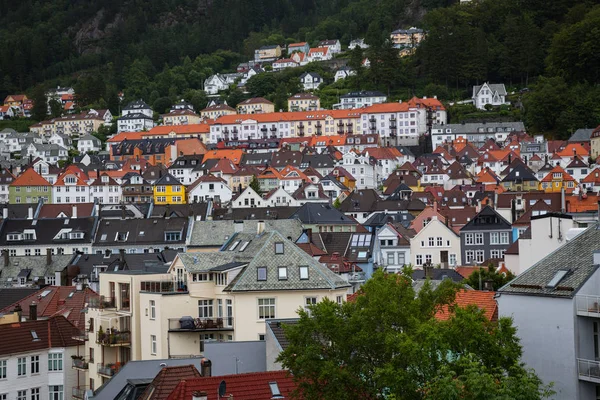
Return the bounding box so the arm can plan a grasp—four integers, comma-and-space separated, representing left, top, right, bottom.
0, 118, 37, 132
278, 270, 551, 400
30, 85, 47, 122
249, 175, 261, 193
464, 265, 515, 291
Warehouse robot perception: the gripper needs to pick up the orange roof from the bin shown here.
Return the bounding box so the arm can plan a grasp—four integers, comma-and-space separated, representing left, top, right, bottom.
0, 106, 10, 113
365, 147, 402, 159
202, 149, 244, 164
435, 290, 498, 322
279, 165, 308, 180
582, 168, 600, 184
145, 123, 211, 136
566, 194, 599, 212
475, 168, 499, 184
107, 131, 145, 142
541, 165, 576, 182
288, 42, 307, 47
361, 102, 412, 113
310, 135, 347, 146
406, 96, 445, 110
53, 165, 88, 186
258, 167, 283, 180
11, 168, 51, 186
556, 143, 589, 157
308, 47, 329, 55
63, 101, 75, 110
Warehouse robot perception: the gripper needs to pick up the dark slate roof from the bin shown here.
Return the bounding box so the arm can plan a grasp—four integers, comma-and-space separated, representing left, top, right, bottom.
0, 217, 96, 246
499, 225, 600, 298
501, 163, 538, 182
412, 268, 465, 283
69, 250, 177, 279
240, 152, 273, 167
189, 220, 304, 248
212, 207, 299, 221
291, 203, 356, 225
363, 212, 415, 228
93, 218, 189, 246
271, 151, 303, 168
123, 99, 151, 111
300, 154, 335, 169
118, 112, 153, 121
153, 172, 182, 186
0, 288, 39, 310
266, 319, 299, 351
459, 206, 512, 232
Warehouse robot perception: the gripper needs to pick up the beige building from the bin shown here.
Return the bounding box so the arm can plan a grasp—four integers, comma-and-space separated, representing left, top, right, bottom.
410, 217, 462, 267
288, 93, 320, 111
161, 110, 202, 125
237, 97, 275, 114
591, 127, 600, 159
390, 27, 425, 48
200, 103, 236, 120
32, 113, 105, 137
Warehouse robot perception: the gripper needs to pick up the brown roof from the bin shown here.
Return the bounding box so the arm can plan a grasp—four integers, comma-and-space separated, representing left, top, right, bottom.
238, 97, 274, 105
0, 315, 81, 356
139, 365, 202, 400
38, 203, 95, 218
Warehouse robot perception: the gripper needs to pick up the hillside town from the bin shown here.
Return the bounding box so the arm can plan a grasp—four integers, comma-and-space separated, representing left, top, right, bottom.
0, 19, 598, 400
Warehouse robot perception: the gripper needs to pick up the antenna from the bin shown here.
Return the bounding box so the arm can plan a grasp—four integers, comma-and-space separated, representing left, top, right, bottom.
218, 380, 226, 399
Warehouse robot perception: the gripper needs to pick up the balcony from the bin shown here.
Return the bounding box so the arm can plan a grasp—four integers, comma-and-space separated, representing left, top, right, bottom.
576, 295, 600, 317
72, 332, 89, 342
72, 357, 89, 370
578, 358, 600, 383
97, 362, 123, 378
89, 296, 115, 310
270, 126, 277, 131
72, 386, 89, 399
96, 330, 131, 347
168, 317, 234, 332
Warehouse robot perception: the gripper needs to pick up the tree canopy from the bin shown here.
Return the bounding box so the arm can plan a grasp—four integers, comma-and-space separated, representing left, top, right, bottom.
277, 269, 553, 400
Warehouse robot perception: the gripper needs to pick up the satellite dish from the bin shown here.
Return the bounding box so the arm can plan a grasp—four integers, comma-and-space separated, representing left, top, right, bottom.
218, 380, 226, 397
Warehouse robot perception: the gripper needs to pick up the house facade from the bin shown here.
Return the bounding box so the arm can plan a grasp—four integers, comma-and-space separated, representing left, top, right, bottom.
472, 83, 508, 110
459, 206, 513, 265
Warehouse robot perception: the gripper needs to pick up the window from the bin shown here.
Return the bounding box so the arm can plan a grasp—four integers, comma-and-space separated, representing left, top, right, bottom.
500, 232, 510, 244
465, 233, 474, 245
425, 254, 432, 264
278, 267, 288, 280
416, 254, 423, 266
449, 254, 457, 266
336, 295, 343, 305
304, 297, 317, 315
465, 251, 474, 264
30, 355, 39, 374
0, 359, 5, 379
165, 232, 181, 241
149, 300, 156, 319
18, 357, 26, 376
476, 250, 485, 263
274, 242, 284, 254
17, 391, 26, 400
257, 267, 267, 281
258, 298, 276, 319
475, 233, 484, 245
198, 300, 214, 318
49, 385, 63, 400
31, 388, 40, 400
436, 237, 443, 247
387, 252, 395, 265
151, 335, 157, 355
48, 353, 63, 371
428, 237, 435, 247
156, 186, 166, 193
490, 232, 499, 245
299, 266, 309, 280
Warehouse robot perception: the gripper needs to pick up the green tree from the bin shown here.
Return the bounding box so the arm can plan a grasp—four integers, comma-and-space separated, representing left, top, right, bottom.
30, 85, 47, 121
278, 270, 551, 400
49, 99, 63, 118
249, 175, 261, 193
523, 76, 570, 134
465, 265, 515, 291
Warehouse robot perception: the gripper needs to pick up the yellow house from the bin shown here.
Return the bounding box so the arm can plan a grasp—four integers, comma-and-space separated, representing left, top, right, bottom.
390, 27, 425, 48
254, 45, 282, 60
236, 97, 274, 114
288, 93, 320, 111
153, 173, 186, 204
200, 103, 237, 120
539, 165, 577, 193
161, 110, 202, 125
3, 94, 27, 107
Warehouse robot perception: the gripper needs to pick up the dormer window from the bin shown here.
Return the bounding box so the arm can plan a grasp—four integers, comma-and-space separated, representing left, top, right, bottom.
274, 242, 284, 254
7, 233, 22, 241
165, 232, 181, 241
115, 232, 129, 242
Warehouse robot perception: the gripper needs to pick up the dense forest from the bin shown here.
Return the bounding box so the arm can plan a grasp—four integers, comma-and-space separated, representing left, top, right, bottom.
1, 0, 600, 137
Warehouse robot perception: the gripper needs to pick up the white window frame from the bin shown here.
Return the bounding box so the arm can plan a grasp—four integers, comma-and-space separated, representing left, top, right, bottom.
258, 298, 276, 320
149, 300, 156, 320
151, 335, 157, 355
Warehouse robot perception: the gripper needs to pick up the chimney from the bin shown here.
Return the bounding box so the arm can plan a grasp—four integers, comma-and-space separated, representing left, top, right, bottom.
561, 186, 566, 213
13, 304, 22, 321
433, 200, 438, 213
200, 358, 212, 377
27, 207, 33, 220
257, 220, 265, 235
29, 302, 37, 321
483, 280, 494, 291
192, 392, 208, 400
2, 207, 7, 219
72, 205, 77, 219
46, 248, 52, 266
119, 249, 126, 263
3, 249, 8, 267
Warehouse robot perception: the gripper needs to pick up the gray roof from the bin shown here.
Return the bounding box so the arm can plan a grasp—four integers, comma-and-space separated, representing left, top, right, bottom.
433, 121, 525, 134
569, 128, 594, 142
266, 319, 299, 351
188, 219, 303, 248
91, 358, 203, 400
499, 224, 600, 298
0, 255, 73, 284
79, 134, 101, 144
472, 83, 507, 97
291, 203, 355, 225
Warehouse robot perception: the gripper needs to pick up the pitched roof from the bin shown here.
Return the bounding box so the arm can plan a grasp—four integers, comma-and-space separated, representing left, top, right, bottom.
166, 370, 295, 400
10, 167, 51, 186
435, 289, 498, 321
139, 365, 202, 400
0, 316, 82, 356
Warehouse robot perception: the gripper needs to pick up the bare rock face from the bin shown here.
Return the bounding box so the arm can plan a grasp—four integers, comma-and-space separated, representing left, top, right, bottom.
74, 9, 124, 55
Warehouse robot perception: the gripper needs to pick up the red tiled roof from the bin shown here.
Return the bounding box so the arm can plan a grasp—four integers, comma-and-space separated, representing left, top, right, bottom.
556, 143, 589, 157
454, 267, 481, 279
239, 97, 273, 105
0, 316, 82, 356
540, 165, 576, 182
10, 168, 51, 186
435, 290, 498, 322
166, 371, 296, 400
107, 131, 145, 142
146, 123, 211, 136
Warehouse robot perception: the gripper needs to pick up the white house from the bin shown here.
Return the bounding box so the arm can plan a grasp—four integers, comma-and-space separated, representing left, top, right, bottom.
0, 105, 15, 120
47, 133, 72, 149
334, 91, 387, 109
272, 58, 299, 71
90, 173, 122, 204
299, 72, 323, 91
306, 47, 332, 62
122, 99, 153, 118
264, 186, 299, 207
348, 38, 369, 49
410, 217, 462, 267
187, 174, 232, 204
373, 223, 412, 273
472, 82, 508, 110
334, 67, 356, 82
77, 134, 102, 153
117, 113, 154, 133
318, 39, 342, 54
232, 186, 266, 208
204, 73, 242, 95
53, 168, 91, 204
0, 315, 82, 400
342, 151, 378, 189
26, 143, 69, 165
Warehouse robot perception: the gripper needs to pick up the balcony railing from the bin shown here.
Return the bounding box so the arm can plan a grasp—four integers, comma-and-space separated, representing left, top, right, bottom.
72, 332, 88, 341
576, 295, 600, 317
578, 358, 600, 383
72, 386, 89, 399
89, 296, 115, 310
97, 362, 123, 378
72, 357, 89, 370
96, 330, 131, 346
168, 317, 234, 332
